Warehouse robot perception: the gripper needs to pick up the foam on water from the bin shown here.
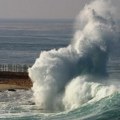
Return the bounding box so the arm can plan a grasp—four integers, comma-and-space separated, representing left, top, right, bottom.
28, 0, 119, 112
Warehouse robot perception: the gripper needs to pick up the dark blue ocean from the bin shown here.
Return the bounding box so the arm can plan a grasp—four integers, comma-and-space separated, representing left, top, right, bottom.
0, 20, 120, 120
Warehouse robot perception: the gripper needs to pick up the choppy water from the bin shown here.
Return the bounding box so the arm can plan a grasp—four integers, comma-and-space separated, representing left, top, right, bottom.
0, 90, 120, 120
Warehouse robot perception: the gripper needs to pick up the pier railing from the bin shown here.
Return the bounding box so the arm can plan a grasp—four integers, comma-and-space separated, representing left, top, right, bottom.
0, 64, 32, 72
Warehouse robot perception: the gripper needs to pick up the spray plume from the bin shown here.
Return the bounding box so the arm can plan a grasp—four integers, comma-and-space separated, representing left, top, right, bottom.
28, 0, 119, 111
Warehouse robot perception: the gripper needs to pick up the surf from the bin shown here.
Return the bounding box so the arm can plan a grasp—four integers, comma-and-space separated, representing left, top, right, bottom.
28, 0, 120, 112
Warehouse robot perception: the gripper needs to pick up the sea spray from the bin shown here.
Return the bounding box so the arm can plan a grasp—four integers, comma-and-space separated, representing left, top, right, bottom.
28, 0, 119, 111
28, 46, 79, 110
63, 76, 118, 110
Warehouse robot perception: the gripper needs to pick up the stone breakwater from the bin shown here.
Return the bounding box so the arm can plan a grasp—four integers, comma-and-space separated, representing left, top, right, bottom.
0, 65, 32, 90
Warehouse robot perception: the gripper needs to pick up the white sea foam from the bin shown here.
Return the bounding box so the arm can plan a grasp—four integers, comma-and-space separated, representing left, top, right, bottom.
63, 76, 118, 110
28, 0, 119, 111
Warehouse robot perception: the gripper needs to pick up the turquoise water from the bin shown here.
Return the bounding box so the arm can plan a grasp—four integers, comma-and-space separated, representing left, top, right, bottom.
0, 90, 120, 120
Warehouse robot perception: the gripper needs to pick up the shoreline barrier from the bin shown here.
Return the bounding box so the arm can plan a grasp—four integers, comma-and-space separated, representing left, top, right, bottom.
0, 64, 31, 72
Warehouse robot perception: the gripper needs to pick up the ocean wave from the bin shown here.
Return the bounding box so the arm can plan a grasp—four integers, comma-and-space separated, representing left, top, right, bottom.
28, 0, 119, 112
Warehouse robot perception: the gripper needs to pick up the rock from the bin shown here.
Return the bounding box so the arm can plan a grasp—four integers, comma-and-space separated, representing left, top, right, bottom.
8, 89, 16, 92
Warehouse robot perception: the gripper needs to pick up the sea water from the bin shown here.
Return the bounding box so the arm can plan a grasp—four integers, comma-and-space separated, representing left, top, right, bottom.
0, 0, 120, 120
0, 19, 73, 64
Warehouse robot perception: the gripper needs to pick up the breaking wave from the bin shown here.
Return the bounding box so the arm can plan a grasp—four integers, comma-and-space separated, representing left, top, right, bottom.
28, 0, 119, 112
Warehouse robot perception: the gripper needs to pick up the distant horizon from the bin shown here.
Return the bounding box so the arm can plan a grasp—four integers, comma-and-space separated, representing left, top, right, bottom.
0, 18, 75, 23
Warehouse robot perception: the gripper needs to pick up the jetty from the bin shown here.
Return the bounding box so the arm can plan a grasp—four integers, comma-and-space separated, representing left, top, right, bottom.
0, 64, 32, 90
